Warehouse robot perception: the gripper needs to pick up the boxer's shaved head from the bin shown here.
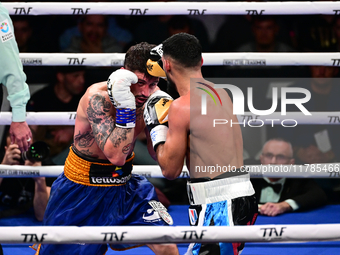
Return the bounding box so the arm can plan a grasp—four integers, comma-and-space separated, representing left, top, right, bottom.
162, 33, 202, 68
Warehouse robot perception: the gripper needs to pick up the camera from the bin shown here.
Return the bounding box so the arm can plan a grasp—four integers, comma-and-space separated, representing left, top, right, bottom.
21, 141, 50, 162
17, 189, 33, 206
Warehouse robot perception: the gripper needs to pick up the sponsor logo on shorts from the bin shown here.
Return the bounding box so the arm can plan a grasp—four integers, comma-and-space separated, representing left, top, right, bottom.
223, 59, 266, 66
21, 58, 42, 65
148, 200, 173, 225
158, 210, 173, 225
142, 209, 162, 222
0, 19, 14, 43
89, 175, 131, 185
189, 209, 198, 225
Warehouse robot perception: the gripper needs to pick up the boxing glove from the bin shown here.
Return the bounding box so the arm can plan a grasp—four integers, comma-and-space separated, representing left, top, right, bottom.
107, 69, 138, 128
144, 90, 173, 150
146, 44, 166, 79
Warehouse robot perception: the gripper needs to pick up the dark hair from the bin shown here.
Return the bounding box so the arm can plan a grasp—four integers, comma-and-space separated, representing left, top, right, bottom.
162, 32, 202, 68
124, 42, 155, 79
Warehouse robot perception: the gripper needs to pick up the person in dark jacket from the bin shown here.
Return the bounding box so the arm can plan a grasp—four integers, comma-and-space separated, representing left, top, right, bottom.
251, 138, 328, 216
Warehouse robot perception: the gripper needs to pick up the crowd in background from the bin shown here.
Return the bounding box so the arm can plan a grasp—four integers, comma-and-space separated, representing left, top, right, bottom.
1, 0, 340, 216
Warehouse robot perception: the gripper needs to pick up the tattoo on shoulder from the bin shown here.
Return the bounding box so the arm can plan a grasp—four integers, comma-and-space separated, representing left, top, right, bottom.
87, 93, 115, 150
122, 143, 133, 154
74, 130, 95, 148
87, 94, 111, 122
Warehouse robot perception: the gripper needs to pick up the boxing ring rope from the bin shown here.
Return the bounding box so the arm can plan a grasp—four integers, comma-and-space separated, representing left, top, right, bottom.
1, 224, 340, 244
3, 1, 340, 15
1, 112, 340, 125
2, 1, 340, 249
17, 52, 340, 67
0, 163, 339, 178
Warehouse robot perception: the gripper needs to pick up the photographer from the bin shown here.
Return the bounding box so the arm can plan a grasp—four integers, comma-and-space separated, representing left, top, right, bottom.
0, 133, 52, 221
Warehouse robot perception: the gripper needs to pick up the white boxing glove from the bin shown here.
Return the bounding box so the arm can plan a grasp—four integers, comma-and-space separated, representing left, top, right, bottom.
107, 69, 138, 128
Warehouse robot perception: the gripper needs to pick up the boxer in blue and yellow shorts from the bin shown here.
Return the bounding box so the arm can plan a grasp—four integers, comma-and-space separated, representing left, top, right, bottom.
34, 146, 169, 254
33, 42, 179, 255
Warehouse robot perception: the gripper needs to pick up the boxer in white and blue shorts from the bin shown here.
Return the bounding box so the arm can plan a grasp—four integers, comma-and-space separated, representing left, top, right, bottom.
186, 171, 258, 255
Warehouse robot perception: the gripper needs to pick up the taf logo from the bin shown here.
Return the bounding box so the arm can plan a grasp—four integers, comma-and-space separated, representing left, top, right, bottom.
71, 8, 90, 15
246, 10, 265, 15
260, 227, 286, 238
197, 82, 222, 115
0, 22, 9, 33
189, 209, 198, 225
129, 8, 148, 15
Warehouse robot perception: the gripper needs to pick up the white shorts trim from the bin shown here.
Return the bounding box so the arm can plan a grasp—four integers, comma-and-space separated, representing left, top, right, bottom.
187, 173, 255, 205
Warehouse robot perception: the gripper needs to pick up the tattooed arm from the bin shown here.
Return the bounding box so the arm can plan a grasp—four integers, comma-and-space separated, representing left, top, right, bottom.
86, 92, 134, 165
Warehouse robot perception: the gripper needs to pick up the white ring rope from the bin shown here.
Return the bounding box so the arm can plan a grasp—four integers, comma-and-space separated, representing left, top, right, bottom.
0, 164, 339, 178
4, 2, 340, 15
1, 224, 340, 244
0, 112, 77, 125
18, 52, 340, 67
0, 112, 339, 125
2, 2, 339, 250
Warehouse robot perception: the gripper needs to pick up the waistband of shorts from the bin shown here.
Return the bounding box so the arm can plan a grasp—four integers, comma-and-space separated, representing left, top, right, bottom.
187, 173, 254, 205
64, 146, 134, 187
189, 168, 248, 183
